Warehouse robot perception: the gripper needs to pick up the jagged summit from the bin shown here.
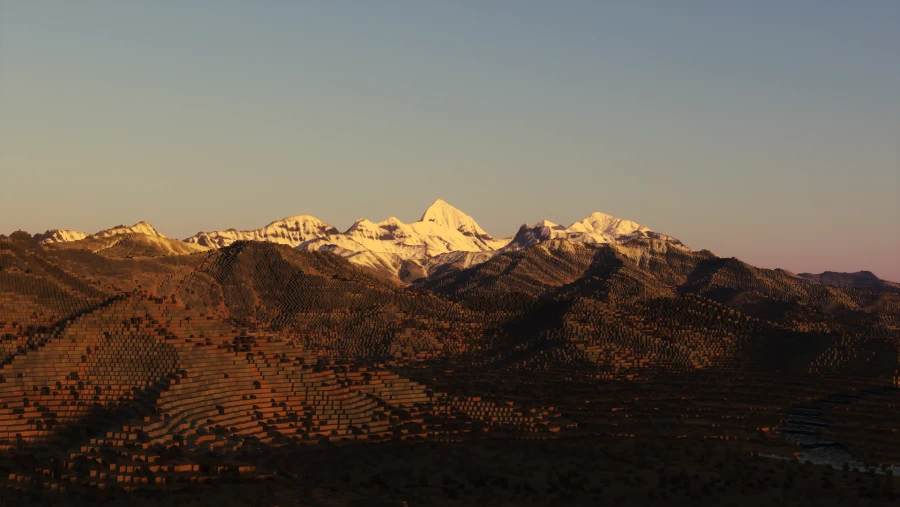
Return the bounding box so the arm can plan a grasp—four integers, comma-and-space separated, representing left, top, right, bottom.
33, 229, 89, 244
503, 211, 675, 251
94, 221, 165, 239
419, 199, 491, 239
28, 201, 693, 282
34, 221, 165, 244
185, 215, 339, 249
296, 200, 510, 266
180, 201, 688, 280
30, 221, 209, 257
567, 212, 649, 238
277, 214, 329, 225
345, 216, 407, 233
534, 219, 561, 229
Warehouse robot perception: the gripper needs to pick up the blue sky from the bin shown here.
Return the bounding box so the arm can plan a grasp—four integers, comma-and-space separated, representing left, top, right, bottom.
1, 1, 898, 280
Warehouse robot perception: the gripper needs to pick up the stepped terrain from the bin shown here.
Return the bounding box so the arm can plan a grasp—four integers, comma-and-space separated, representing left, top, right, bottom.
1, 204, 899, 505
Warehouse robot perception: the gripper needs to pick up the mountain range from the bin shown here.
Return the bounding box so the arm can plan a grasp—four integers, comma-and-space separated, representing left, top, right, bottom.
24, 199, 891, 289
3, 199, 900, 502
28, 199, 696, 280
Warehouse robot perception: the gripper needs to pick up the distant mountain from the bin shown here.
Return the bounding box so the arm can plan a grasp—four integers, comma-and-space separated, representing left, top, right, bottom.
34, 221, 165, 243
503, 213, 685, 251
92, 221, 166, 239
35, 221, 206, 258
797, 271, 900, 291
297, 200, 512, 278
185, 199, 683, 281
184, 215, 339, 249
33, 229, 89, 243
29, 203, 893, 290
419, 237, 709, 300
3, 201, 899, 499
341, 199, 511, 256
49, 232, 208, 257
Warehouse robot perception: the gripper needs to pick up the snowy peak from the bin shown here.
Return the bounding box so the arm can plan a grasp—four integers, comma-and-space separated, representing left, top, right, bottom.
179, 201, 686, 280
534, 220, 561, 229
418, 199, 491, 239
267, 215, 336, 235
572, 212, 650, 239
346, 218, 378, 233
35, 222, 165, 244
299, 201, 509, 261
93, 221, 165, 239
505, 211, 684, 251
296, 199, 510, 262
185, 215, 338, 249
33, 229, 90, 244
346, 216, 406, 233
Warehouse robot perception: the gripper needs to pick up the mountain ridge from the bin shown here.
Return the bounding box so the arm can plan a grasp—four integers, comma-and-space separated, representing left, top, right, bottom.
181, 199, 682, 279
14, 201, 895, 284
33, 221, 165, 244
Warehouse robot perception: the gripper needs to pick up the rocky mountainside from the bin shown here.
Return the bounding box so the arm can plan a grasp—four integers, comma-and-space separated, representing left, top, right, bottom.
92, 221, 166, 239
2, 218, 899, 502
32, 229, 89, 243
35, 221, 166, 244
32, 221, 206, 258
184, 215, 339, 249
502, 213, 687, 251
184, 199, 685, 281
19, 202, 896, 291
797, 271, 900, 291
16, 201, 686, 278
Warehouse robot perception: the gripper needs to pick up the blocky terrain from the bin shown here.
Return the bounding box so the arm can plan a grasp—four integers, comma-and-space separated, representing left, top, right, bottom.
1, 232, 898, 505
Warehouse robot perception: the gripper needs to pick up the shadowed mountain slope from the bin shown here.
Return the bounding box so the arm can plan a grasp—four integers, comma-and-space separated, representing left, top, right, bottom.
797, 270, 900, 291
1, 225, 899, 501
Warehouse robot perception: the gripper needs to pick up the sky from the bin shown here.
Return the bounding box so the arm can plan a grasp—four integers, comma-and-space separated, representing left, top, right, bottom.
1, 1, 898, 281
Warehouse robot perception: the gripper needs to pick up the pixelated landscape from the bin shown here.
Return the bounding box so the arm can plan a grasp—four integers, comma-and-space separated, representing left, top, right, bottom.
1, 201, 898, 506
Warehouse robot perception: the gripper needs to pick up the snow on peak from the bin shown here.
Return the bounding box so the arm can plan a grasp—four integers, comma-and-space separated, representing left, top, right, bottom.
378, 216, 404, 227
534, 219, 561, 229
575, 213, 650, 238
93, 221, 165, 239
33, 229, 90, 244
277, 215, 330, 226
297, 200, 511, 261
33, 221, 168, 244
505, 211, 683, 251
419, 199, 490, 238
185, 215, 339, 249
301, 202, 685, 274
346, 218, 378, 233
177, 201, 684, 279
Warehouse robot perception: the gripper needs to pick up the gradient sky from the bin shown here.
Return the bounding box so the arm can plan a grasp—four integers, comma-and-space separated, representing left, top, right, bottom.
1, 1, 898, 280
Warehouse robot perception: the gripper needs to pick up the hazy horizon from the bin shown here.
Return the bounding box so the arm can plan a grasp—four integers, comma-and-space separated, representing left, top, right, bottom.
1, 2, 898, 281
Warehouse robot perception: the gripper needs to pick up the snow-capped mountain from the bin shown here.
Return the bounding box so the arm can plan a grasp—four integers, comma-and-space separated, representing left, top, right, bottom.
93, 221, 165, 239
33, 229, 90, 244
181, 199, 685, 280
420, 199, 498, 244
31, 221, 208, 257
504, 212, 686, 251
300, 199, 511, 261
301, 201, 685, 280
184, 216, 340, 249
34, 221, 165, 244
